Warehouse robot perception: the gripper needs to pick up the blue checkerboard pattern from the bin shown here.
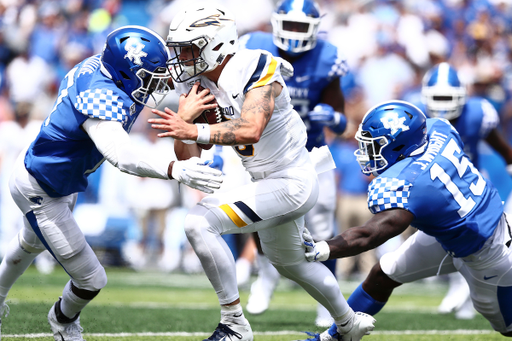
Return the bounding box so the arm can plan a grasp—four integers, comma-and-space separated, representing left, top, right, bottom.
75, 88, 127, 122
368, 177, 412, 213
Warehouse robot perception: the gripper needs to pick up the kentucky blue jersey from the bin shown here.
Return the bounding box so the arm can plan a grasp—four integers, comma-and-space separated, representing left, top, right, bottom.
240, 31, 348, 151
368, 118, 503, 258
25, 54, 144, 197
413, 97, 499, 168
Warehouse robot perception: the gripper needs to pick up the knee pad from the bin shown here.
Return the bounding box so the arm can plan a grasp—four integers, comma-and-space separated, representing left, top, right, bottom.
379, 252, 399, 279
184, 205, 220, 241
18, 230, 46, 254
73, 265, 107, 292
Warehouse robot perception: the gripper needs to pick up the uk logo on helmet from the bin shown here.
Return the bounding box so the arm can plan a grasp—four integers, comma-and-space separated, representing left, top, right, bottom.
124, 38, 147, 66
381, 113, 409, 135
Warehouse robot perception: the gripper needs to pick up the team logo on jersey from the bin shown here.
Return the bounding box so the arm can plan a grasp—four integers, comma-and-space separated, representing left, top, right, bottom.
380, 113, 409, 135
124, 38, 147, 66
29, 196, 43, 205
190, 14, 233, 28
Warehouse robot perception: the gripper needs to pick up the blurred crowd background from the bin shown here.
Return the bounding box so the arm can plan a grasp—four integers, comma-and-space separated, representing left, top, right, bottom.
1, 0, 512, 281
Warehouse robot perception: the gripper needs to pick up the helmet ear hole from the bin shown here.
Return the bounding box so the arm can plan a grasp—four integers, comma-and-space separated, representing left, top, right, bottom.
119, 71, 131, 80
393, 145, 405, 152
212, 43, 223, 51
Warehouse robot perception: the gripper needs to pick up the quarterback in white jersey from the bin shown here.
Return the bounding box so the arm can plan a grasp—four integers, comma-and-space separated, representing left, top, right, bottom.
149, 4, 375, 341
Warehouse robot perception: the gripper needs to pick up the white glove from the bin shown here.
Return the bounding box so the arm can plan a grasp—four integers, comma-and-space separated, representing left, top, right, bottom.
303, 227, 330, 262
172, 157, 223, 194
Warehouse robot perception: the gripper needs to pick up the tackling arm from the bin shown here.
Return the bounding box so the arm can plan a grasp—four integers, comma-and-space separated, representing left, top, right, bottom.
83, 118, 171, 179
83, 118, 222, 193
305, 208, 413, 261
327, 208, 413, 258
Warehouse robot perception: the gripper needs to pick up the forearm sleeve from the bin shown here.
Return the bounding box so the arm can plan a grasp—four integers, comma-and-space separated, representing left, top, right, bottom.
83, 118, 174, 179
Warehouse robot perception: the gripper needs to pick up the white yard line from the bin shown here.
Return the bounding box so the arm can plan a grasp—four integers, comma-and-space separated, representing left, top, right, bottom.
4, 330, 496, 338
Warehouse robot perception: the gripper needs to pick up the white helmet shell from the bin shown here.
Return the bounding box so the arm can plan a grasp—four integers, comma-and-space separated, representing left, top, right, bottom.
167, 3, 239, 82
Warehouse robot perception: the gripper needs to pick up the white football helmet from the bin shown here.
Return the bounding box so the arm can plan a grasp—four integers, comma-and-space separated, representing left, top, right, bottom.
421, 62, 466, 120
166, 3, 239, 83
271, 0, 322, 55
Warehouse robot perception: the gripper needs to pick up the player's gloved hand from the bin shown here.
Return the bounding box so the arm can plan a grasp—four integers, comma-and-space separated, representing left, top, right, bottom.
171, 157, 223, 194
303, 228, 330, 262
209, 146, 224, 172
307, 104, 347, 134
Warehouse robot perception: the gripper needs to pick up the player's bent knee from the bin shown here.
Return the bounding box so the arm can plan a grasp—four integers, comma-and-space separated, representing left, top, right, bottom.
73, 265, 107, 292
184, 205, 220, 240
18, 232, 46, 254
379, 252, 401, 279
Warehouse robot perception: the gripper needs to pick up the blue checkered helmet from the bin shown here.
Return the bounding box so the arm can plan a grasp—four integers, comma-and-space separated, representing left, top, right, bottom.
101, 25, 172, 108
421, 62, 466, 120
271, 0, 322, 55
354, 100, 428, 176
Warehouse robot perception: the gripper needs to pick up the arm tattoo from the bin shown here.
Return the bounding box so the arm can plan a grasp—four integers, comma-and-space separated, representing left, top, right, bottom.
211, 85, 274, 145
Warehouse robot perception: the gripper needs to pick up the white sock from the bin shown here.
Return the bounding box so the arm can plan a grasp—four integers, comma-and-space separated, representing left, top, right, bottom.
0, 235, 40, 306
60, 281, 91, 319
335, 308, 355, 334
220, 303, 247, 325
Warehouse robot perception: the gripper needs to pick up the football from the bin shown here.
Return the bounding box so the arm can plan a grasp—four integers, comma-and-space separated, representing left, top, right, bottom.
189, 85, 223, 150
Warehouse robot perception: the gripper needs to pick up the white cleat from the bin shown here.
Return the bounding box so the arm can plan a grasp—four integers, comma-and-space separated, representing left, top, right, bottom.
47, 298, 85, 341
339, 312, 376, 341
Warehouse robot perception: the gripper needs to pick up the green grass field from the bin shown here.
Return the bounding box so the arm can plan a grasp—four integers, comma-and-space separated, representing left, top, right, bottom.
1, 266, 503, 341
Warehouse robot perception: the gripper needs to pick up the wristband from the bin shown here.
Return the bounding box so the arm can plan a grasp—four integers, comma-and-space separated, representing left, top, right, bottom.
196, 123, 211, 144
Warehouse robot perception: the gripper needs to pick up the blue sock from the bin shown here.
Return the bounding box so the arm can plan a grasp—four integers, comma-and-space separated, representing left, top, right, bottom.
347, 283, 386, 316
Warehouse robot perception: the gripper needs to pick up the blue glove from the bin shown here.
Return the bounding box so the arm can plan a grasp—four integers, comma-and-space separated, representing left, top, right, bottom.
308, 103, 347, 134
209, 146, 224, 172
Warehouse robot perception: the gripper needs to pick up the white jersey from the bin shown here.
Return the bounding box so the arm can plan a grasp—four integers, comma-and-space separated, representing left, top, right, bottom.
174, 49, 308, 175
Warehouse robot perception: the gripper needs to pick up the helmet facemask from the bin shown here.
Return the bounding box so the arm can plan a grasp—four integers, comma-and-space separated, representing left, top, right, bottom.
167, 37, 210, 83
271, 13, 321, 54
354, 130, 390, 176
421, 85, 466, 120
421, 62, 466, 120
132, 66, 172, 108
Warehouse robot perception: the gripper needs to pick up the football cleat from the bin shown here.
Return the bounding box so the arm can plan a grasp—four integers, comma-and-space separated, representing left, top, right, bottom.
339, 312, 376, 341
297, 312, 376, 341
204, 322, 253, 341
47, 298, 85, 341
0, 302, 10, 341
